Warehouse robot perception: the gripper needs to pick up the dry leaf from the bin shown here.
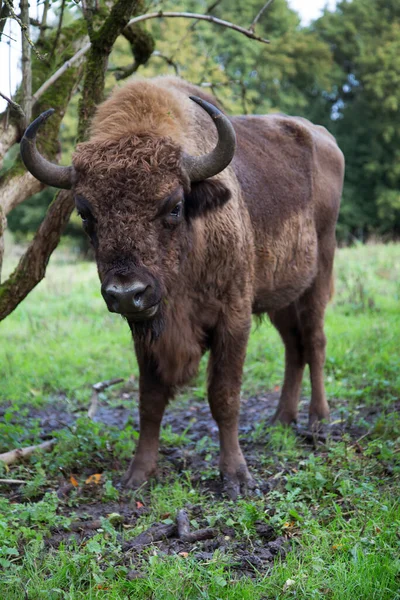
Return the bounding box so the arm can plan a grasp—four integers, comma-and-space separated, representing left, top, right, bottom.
70, 475, 79, 488
283, 579, 295, 592
178, 552, 189, 558
332, 543, 344, 550
136, 501, 144, 508
283, 521, 296, 529
85, 473, 102, 484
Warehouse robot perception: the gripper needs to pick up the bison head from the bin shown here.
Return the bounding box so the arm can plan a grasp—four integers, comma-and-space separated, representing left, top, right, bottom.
20, 97, 236, 333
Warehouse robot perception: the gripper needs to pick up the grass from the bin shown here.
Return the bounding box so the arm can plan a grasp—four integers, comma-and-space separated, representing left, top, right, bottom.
0, 242, 399, 599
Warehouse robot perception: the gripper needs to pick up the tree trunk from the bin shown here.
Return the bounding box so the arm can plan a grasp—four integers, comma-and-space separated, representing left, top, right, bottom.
0, 0, 153, 321
0, 190, 74, 319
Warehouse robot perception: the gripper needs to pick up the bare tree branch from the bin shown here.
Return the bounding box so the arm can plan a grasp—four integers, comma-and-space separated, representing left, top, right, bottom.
0, 170, 43, 216
0, 0, 10, 41
39, 0, 50, 42
35, 8, 271, 99
151, 50, 180, 75
4, 0, 45, 60
51, 0, 66, 60
170, 0, 223, 58
20, 0, 32, 122
0, 30, 16, 41
0, 120, 19, 169
126, 11, 270, 44
249, 0, 275, 33
32, 42, 91, 105
0, 91, 25, 123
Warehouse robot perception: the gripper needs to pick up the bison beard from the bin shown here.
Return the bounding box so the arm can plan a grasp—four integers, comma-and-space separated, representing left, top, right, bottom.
19, 76, 345, 499
128, 310, 165, 341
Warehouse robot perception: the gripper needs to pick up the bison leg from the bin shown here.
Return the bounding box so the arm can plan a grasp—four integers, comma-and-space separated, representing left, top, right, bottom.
122, 368, 172, 489
208, 322, 255, 499
298, 247, 334, 428
270, 304, 305, 424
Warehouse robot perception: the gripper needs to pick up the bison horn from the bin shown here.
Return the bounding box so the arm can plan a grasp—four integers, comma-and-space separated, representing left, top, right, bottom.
183, 96, 236, 182
20, 109, 74, 190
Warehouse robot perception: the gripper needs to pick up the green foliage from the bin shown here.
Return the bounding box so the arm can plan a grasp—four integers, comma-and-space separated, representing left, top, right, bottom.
7, 0, 400, 240
312, 0, 400, 239
0, 244, 399, 598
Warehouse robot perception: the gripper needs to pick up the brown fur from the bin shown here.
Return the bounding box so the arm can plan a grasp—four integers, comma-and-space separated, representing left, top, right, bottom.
71, 76, 345, 497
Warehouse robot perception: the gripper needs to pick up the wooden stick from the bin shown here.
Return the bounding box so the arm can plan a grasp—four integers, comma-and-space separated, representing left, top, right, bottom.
87, 377, 124, 419
0, 439, 56, 465
177, 509, 217, 542
123, 523, 177, 550
0, 478, 27, 484
177, 509, 191, 540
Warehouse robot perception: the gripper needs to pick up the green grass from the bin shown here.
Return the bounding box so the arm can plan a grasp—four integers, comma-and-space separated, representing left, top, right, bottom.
0, 242, 399, 599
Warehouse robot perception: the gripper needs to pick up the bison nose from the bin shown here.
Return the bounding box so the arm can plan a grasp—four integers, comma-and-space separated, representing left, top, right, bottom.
101, 281, 153, 315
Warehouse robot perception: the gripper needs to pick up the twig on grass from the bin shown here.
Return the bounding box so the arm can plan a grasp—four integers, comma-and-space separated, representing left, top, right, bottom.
123, 523, 177, 550
0, 439, 56, 465
87, 377, 124, 419
176, 509, 217, 542
177, 509, 191, 540
0, 478, 28, 484
123, 509, 218, 550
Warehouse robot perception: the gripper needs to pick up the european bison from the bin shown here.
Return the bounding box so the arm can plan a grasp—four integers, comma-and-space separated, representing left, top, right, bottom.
21, 77, 344, 498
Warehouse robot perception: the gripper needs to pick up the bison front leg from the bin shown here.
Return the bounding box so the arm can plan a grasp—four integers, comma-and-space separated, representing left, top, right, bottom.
122, 368, 172, 489
208, 322, 255, 499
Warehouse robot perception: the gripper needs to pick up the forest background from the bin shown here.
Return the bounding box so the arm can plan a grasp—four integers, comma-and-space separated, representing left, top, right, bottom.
1, 0, 400, 249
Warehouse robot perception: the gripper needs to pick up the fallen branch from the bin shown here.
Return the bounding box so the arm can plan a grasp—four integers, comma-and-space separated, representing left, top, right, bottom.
87, 377, 124, 419
182, 527, 218, 542
177, 509, 217, 542
177, 509, 191, 540
123, 523, 177, 550
123, 509, 217, 551
0, 478, 28, 484
0, 439, 56, 465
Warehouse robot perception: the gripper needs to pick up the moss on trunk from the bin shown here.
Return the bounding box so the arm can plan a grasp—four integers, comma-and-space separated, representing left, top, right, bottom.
0, 0, 157, 321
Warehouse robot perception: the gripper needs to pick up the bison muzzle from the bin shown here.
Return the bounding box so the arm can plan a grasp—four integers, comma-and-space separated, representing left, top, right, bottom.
20, 77, 345, 499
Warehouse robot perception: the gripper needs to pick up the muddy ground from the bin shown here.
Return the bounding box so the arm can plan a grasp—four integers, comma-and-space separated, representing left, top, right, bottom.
0, 391, 383, 576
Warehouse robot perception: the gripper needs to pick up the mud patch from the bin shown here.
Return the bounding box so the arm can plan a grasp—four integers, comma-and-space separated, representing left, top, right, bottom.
0, 390, 386, 577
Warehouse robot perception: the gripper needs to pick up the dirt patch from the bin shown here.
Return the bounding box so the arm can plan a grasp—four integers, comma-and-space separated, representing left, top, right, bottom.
0, 390, 384, 576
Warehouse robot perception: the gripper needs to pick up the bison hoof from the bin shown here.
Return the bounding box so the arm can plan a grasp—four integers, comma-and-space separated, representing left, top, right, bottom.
308, 412, 330, 430
221, 465, 256, 500
270, 408, 297, 426
121, 462, 156, 490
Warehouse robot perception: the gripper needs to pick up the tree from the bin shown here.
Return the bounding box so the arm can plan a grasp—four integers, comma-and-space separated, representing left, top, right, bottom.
312, 0, 400, 239
0, 0, 274, 320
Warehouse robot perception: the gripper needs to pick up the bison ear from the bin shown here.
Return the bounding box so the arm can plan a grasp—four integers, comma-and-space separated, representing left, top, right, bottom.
184, 179, 231, 220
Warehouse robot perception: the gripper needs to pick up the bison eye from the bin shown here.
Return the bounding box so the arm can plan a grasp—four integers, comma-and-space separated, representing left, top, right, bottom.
170, 202, 182, 218
164, 201, 183, 226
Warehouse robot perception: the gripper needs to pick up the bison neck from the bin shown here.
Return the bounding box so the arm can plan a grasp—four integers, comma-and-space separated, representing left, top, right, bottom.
133, 202, 255, 388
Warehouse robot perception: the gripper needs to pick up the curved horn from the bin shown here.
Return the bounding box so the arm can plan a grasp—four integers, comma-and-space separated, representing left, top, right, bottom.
183, 96, 236, 182
20, 109, 74, 190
